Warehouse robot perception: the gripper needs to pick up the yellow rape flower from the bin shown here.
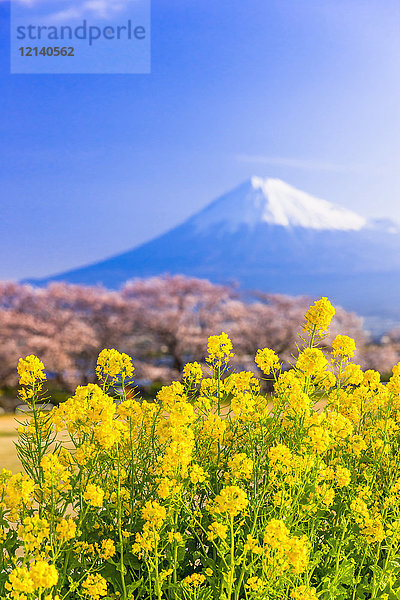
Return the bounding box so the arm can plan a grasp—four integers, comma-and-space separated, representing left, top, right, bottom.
231, 392, 256, 420
184, 573, 206, 587
245, 577, 265, 592
362, 369, 381, 390
6, 566, 35, 596
83, 483, 104, 508
362, 516, 385, 544
203, 414, 226, 441
268, 443, 293, 471
76, 442, 97, 466
211, 486, 248, 517
317, 484, 335, 507
81, 573, 107, 600
336, 465, 351, 488
17, 354, 46, 387
291, 585, 319, 600
2, 472, 35, 518
351, 497, 370, 525
325, 412, 353, 439
41, 453, 72, 497
225, 371, 260, 394
141, 500, 167, 529
332, 334, 356, 358
296, 348, 327, 376
168, 530, 183, 544
255, 348, 280, 375
56, 518, 77, 542
263, 519, 290, 549
157, 477, 178, 499
95, 538, 116, 560
243, 534, 263, 554
182, 362, 203, 384
303, 297, 335, 334
286, 536, 311, 574
96, 348, 134, 382
207, 522, 227, 541
341, 363, 364, 385
315, 370, 336, 390
190, 464, 207, 484
206, 332, 234, 367
18, 515, 50, 551
51, 384, 116, 437
29, 561, 58, 590
157, 381, 186, 409
227, 453, 253, 480
306, 426, 331, 454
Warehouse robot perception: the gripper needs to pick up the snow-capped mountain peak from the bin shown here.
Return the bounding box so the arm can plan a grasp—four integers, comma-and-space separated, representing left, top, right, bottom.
190, 176, 367, 232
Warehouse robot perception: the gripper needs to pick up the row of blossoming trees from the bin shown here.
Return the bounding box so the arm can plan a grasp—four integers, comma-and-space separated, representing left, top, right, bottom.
0, 275, 398, 405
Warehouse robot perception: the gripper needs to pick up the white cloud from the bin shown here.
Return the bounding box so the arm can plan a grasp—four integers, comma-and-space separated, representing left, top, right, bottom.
236, 154, 364, 174
10, 0, 140, 21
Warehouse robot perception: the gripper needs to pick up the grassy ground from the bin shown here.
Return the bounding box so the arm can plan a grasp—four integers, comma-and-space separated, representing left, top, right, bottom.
0, 415, 21, 472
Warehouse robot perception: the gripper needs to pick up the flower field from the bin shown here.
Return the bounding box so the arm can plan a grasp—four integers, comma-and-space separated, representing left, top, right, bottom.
2, 297, 400, 600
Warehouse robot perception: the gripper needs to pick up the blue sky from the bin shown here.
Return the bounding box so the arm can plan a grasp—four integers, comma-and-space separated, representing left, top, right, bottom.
1, 0, 400, 280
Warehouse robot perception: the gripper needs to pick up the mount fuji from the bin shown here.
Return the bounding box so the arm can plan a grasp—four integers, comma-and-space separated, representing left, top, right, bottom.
28, 177, 400, 323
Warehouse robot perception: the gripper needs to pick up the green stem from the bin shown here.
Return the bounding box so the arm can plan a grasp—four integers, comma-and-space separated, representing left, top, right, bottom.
117, 444, 127, 600
227, 515, 235, 600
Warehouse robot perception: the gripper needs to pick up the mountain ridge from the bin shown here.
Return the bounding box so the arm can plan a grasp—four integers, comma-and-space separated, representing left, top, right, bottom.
25, 177, 400, 324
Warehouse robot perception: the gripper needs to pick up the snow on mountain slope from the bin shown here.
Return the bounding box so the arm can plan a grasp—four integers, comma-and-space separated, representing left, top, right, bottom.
190, 177, 367, 232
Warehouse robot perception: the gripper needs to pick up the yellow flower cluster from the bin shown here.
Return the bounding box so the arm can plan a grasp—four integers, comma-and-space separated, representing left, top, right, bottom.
303, 297, 335, 334
245, 576, 265, 592
335, 465, 351, 488
182, 361, 203, 384
296, 348, 327, 376
81, 573, 108, 600
211, 485, 248, 518
8, 298, 400, 600
227, 453, 253, 481
274, 370, 310, 414
206, 332, 234, 367
83, 483, 104, 507
225, 371, 260, 394
207, 521, 227, 541
51, 383, 120, 449
6, 561, 58, 598
268, 443, 293, 473
350, 497, 385, 544
96, 348, 134, 382
231, 392, 256, 421
18, 515, 50, 551
17, 354, 46, 387
1, 472, 35, 519
189, 463, 207, 484
332, 334, 356, 358
202, 413, 226, 442
56, 518, 77, 542
141, 499, 167, 528
41, 453, 72, 498
263, 519, 310, 574
183, 573, 206, 587
132, 500, 167, 556
95, 538, 116, 560
291, 585, 319, 600
156, 383, 196, 483
255, 347, 280, 375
